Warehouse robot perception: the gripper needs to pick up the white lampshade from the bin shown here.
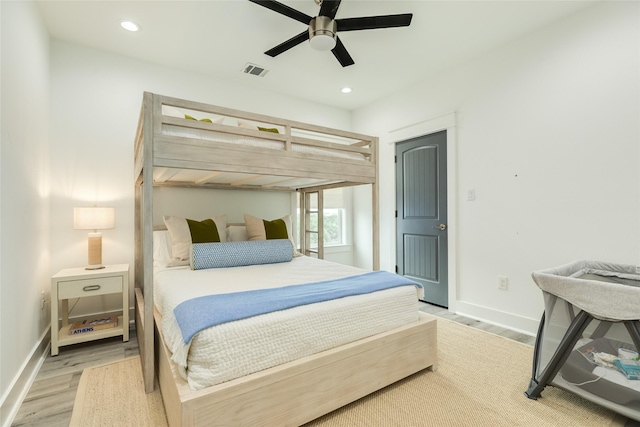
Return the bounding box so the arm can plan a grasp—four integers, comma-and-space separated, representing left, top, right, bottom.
74, 207, 115, 231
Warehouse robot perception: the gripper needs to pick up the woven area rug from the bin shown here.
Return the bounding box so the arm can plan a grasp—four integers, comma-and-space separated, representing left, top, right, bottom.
69, 356, 168, 427
70, 319, 629, 426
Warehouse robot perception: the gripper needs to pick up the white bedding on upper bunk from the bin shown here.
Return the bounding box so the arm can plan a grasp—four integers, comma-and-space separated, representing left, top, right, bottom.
162, 124, 366, 161
154, 256, 421, 390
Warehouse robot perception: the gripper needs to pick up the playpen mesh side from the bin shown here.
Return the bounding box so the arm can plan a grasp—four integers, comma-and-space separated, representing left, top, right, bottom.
537, 292, 640, 408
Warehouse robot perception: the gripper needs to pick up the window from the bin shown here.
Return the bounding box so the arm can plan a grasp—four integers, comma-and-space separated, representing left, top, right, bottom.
307, 208, 345, 247
296, 188, 351, 249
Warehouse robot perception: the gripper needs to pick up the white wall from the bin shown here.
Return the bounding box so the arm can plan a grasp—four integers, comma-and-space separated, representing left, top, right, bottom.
353, 1, 640, 334
0, 0, 51, 420
352, 184, 373, 269
152, 187, 293, 228
49, 40, 352, 318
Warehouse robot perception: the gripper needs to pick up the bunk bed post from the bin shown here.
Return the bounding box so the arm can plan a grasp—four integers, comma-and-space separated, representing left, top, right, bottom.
135, 91, 156, 393
299, 190, 306, 255
318, 190, 324, 260
372, 137, 380, 270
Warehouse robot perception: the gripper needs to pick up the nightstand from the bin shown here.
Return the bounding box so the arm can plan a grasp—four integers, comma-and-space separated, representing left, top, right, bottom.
51, 264, 129, 356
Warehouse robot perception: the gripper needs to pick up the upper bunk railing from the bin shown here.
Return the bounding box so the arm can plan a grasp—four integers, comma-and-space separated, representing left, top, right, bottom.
134, 92, 377, 189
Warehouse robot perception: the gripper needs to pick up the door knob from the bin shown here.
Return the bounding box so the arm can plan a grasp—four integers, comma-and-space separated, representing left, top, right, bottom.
433, 224, 447, 231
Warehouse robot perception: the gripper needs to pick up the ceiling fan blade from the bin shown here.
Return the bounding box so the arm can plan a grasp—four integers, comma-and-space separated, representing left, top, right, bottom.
319, 0, 341, 20
336, 13, 413, 32
265, 30, 310, 57
331, 37, 354, 67
248, 0, 312, 25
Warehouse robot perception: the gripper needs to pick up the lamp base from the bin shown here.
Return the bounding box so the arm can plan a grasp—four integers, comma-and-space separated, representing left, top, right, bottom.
87, 233, 104, 270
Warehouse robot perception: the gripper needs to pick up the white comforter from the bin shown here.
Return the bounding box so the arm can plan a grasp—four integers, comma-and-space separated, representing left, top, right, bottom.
154, 257, 421, 390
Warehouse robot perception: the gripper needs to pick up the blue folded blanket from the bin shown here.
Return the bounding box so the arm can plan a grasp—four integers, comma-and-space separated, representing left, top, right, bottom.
174, 270, 421, 344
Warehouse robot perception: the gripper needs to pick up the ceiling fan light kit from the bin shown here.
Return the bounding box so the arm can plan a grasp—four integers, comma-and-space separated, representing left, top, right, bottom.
309, 16, 337, 51
249, 0, 412, 67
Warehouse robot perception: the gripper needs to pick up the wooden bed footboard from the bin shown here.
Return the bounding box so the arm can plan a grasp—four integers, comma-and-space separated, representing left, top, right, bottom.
154, 309, 438, 427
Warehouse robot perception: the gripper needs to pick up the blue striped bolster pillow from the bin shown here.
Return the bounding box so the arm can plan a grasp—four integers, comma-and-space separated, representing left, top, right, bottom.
190, 239, 294, 270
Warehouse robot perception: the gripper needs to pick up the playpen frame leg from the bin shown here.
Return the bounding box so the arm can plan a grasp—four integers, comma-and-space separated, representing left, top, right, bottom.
525, 310, 593, 399
527, 312, 546, 385
624, 321, 640, 355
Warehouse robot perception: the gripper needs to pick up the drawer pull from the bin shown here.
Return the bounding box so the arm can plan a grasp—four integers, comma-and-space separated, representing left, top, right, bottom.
83, 285, 101, 292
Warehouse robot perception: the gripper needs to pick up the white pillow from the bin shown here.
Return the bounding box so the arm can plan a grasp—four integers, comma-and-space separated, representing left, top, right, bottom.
237, 119, 256, 130
153, 230, 172, 267
163, 214, 227, 263
162, 105, 184, 118
227, 225, 248, 242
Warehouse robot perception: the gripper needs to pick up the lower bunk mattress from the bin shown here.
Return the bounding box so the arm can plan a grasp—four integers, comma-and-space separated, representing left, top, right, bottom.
154, 256, 423, 390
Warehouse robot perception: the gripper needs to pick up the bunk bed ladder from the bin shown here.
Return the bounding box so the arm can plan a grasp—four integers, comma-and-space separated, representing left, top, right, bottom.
299, 190, 324, 259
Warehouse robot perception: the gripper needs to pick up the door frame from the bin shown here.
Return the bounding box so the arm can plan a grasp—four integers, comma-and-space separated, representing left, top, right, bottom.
388, 112, 458, 313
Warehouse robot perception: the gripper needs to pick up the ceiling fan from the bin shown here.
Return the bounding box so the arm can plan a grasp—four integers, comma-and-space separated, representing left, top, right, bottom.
248, 0, 413, 67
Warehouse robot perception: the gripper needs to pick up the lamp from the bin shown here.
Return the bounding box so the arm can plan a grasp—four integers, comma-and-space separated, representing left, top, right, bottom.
74, 206, 115, 270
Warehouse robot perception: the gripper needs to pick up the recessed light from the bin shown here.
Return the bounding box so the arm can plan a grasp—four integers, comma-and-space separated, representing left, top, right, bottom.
341, 87, 352, 94
120, 20, 140, 32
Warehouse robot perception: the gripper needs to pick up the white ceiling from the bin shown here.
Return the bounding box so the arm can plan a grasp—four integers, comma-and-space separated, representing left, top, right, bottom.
37, 0, 596, 111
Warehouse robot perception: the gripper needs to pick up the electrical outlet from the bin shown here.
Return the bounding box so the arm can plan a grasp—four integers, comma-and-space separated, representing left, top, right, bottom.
497, 276, 508, 290
41, 291, 46, 309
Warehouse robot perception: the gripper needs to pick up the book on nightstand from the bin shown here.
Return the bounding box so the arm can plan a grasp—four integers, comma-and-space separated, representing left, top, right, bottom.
68, 316, 118, 335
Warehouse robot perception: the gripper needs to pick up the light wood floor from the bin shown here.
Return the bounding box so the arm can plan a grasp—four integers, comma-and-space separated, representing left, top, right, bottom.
10, 303, 637, 426
11, 329, 139, 426
418, 302, 538, 346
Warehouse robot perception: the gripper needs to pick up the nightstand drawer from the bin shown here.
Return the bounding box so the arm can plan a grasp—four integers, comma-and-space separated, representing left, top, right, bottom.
58, 276, 122, 299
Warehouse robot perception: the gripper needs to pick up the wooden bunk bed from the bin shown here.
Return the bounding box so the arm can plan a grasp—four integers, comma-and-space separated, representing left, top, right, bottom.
133, 92, 438, 426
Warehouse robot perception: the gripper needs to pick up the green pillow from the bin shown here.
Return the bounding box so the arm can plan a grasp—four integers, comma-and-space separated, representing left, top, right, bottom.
186, 219, 221, 243
185, 114, 213, 123
263, 218, 288, 239
258, 126, 279, 134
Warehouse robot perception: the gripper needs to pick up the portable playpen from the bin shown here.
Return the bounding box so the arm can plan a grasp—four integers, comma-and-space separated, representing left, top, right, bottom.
525, 260, 640, 421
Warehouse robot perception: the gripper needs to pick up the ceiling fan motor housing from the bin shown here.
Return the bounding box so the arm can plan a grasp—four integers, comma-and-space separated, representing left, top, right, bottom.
309, 16, 337, 50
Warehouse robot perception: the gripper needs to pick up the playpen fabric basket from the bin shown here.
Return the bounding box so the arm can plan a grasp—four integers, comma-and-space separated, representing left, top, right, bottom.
525, 260, 640, 421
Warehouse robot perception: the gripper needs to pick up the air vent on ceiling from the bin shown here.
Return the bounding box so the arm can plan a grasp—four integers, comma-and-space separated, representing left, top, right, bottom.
242, 63, 269, 77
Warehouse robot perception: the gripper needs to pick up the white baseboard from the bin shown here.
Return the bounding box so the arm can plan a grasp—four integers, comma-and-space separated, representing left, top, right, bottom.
0, 326, 50, 427
454, 301, 541, 336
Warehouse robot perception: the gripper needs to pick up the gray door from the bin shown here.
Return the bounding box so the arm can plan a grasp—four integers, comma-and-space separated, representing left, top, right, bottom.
396, 131, 448, 307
